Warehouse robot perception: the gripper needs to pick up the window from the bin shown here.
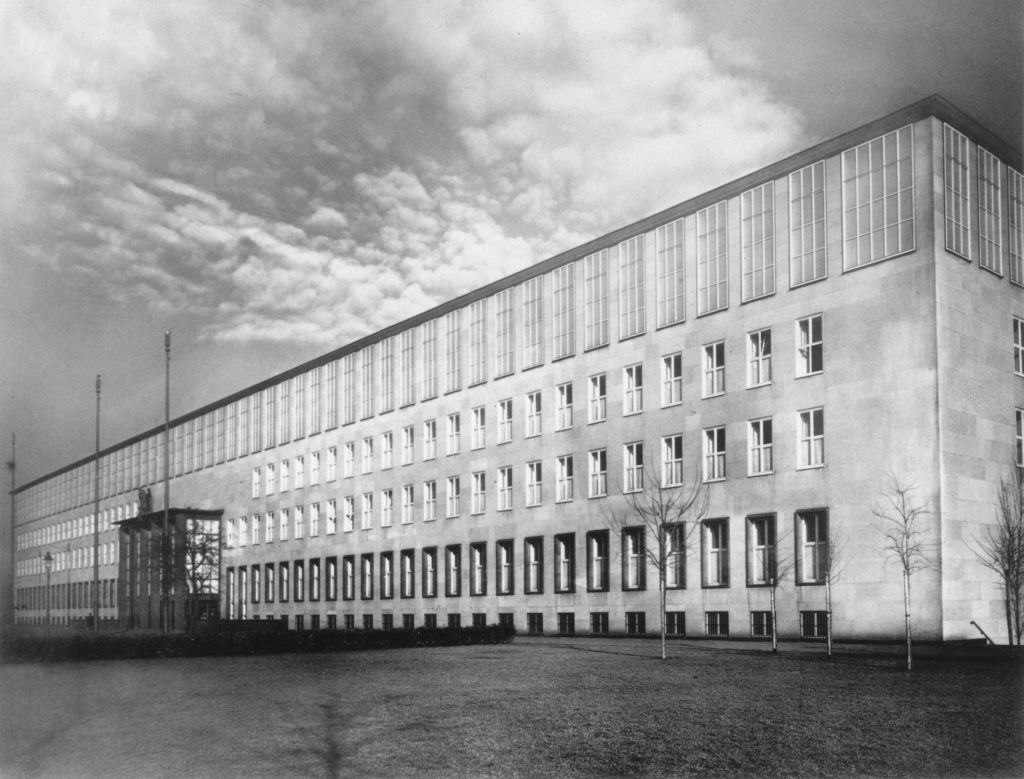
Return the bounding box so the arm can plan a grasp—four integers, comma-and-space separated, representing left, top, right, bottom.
470, 543, 486, 596
590, 612, 609, 635
445, 545, 461, 596
525, 461, 542, 506
798, 408, 825, 468
265, 463, 276, 495
747, 515, 776, 586
324, 362, 338, 430
361, 437, 373, 474
665, 524, 685, 589
588, 374, 606, 422
402, 485, 414, 524
251, 514, 261, 545
801, 610, 828, 639
703, 427, 726, 482
552, 263, 576, 359
662, 434, 684, 487
342, 442, 354, 478
706, 611, 729, 638
554, 534, 575, 593
526, 613, 544, 635
622, 528, 645, 590
360, 554, 373, 599
468, 471, 486, 515
797, 510, 829, 584
979, 148, 1003, 274
796, 315, 823, 376
623, 364, 643, 415
251, 565, 261, 604
380, 336, 395, 413
400, 328, 416, 407
422, 547, 437, 598
525, 537, 543, 594
843, 125, 914, 269
656, 218, 685, 328
401, 426, 414, 465
741, 182, 775, 301
421, 319, 438, 399
666, 612, 685, 636
468, 298, 488, 385
585, 532, 606, 593
748, 418, 773, 475
251, 467, 260, 499
702, 519, 729, 587
662, 353, 682, 406
526, 391, 542, 437
446, 477, 461, 518
280, 562, 290, 603
522, 276, 544, 368
280, 459, 290, 492
294, 455, 304, 489
309, 502, 320, 537
326, 446, 336, 481
471, 406, 486, 449
626, 612, 646, 636
400, 549, 415, 598
697, 201, 728, 315
497, 399, 513, 443
1015, 318, 1024, 376
309, 558, 321, 601
265, 563, 275, 603
341, 354, 355, 425
1018, 409, 1024, 468
446, 414, 461, 455
557, 612, 575, 636
381, 432, 393, 469
619, 235, 645, 338
498, 467, 513, 510
323, 500, 336, 535
556, 383, 573, 429
423, 419, 437, 460
496, 540, 514, 595
294, 505, 305, 539
294, 561, 305, 602
494, 288, 515, 377
342, 556, 354, 600
423, 481, 437, 521
1011, 169, 1024, 286
702, 342, 725, 397
789, 160, 827, 286
445, 309, 462, 393
589, 449, 607, 497
381, 489, 393, 527
583, 249, 609, 349
360, 493, 373, 530
624, 442, 643, 493
326, 557, 337, 601
360, 345, 375, 419
278, 509, 288, 542
341, 497, 354, 533
747, 329, 771, 387
944, 124, 972, 259
556, 455, 574, 502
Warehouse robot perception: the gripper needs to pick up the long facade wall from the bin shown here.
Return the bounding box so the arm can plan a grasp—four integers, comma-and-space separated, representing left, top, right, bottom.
12, 99, 1023, 640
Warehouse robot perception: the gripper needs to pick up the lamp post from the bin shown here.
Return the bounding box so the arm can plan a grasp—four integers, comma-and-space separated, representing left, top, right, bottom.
42, 551, 53, 633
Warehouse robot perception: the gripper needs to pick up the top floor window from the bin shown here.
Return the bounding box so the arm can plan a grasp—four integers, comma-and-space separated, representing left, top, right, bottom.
697, 201, 728, 315
655, 218, 685, 328
789, 160, 827, 286
445, 309, 463, 393
618, 235, 645, 339
583, 249, 609, 350
421, 319, 438, 400
495, 288, 515, 378
1014, 317, 1024, 376
741, 182, 775, 301
943, 124, 972, 260
468, 299, 488, 385
522, 276, 544, 369
552, 263, 576, 360
1010, 169, 1024, 286
979, 148, 1003, 275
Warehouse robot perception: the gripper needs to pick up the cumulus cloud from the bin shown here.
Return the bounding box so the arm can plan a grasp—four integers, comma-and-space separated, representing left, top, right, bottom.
0, 0, 806, 350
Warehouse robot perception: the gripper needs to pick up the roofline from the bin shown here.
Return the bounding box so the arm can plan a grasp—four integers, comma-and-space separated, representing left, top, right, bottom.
15, 94, 1021, 495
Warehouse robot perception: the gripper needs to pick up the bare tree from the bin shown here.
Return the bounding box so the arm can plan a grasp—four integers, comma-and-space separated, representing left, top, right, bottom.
974, 466, 1024, 646
181, 517, 222, 632
766, 525, 793, 654
822, 520, 848, 661
603, 461, 709, 659
873, 472, 932, 670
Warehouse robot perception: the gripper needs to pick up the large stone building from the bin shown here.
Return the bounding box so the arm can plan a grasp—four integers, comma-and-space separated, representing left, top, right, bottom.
10, 96, 1023, 641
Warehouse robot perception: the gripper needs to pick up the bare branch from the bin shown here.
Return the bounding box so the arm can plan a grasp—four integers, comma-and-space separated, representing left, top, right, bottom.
873, 470, 933, 576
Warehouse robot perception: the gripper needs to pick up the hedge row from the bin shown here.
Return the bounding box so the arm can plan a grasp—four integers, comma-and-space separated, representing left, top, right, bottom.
0, 624, 516, 664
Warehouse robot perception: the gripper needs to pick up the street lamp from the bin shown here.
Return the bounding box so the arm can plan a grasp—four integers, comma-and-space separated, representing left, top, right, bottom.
42, 551, 53, 630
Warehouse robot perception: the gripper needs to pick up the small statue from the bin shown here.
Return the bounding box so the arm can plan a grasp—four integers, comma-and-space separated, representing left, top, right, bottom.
138, 486, 153, 514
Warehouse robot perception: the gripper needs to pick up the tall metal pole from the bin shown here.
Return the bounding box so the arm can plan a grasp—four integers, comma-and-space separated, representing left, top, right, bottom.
162, 332, 171, 634
93, 375, 101, 636
7, 433, 14, 631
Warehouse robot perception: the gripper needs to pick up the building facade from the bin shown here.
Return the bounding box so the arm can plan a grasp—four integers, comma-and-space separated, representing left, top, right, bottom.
11, 96, 1024, 641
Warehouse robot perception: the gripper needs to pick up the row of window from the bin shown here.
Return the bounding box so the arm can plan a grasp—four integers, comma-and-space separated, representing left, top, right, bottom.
227, 510, 830, 612
14, 542, 118, 577
15, 578, 117, 612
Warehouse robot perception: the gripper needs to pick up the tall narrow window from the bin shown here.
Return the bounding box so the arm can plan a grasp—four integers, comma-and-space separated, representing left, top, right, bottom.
469, 299, 488, 385
423, 481, 437, 521
662, 352, 682, 407
623, 364, 643, 415
360, 554, 373, 599
343, 441, 354, 478
445, 309, 463, 393
1014, 318, 1024, 376
619, 235, 645, 338
470, 543, 487, 596
400, 549, 415, 598
978, 148, 1003, 274
326, 446, 336, 481
526, 461, 542, 506
666, 524, 685, 589
1010, 169, 1024, 286
341, 354, 356, 426
400, 328, 416, 406
342, 497, 354, 533
556, 455, 574, 502
589, 374, 607, 422
741, 182, 775, 301
697, 201, 728, 315
309, 502, 320, 537
944, 124, 972, 259
498, 467, 512, 510
747, 329, 772, 387
497, 399, 513, 443
326, 499, 337, 534
379, 337, 395, 413
587, 530, 609, 591
522, 276, 544, 368
445, 545, 461, 597
748, 418, 773, 475
526, 391, 542, 437
379, 552, 393, 599
401, 426, 414, 465
472, 406, 486, 449
796, 510, 829, 584
702, 342, 725, 398
1017, 409, 1023, 467
554, 534, 575, 593
471, 471, 486, 514
583, 249, 609, 349
359, 346, 375, 419
294, 375, 307, 440
421, 319, 438, 399
796, 315, 823, 376
401, 485, 414, 524
446, 477, 461, 518
495, 288, 515, 377
552, 263, 576, 359
381, 489, 393, 527
556, 382, 573, 430
703, 427, 726, 482
747, 514, 776, 586
656, 218, 685, 328
361, 437, 373, 474
422, 548, 437, 598
624, 443, 644, 493
662, 434, 683, 487
622, 528, 645, 590
278, 380, 291, 445
360, 493, 373, 530
381, 432, 393, 469
702, 519, 729, 587
342, 556, 354, 600
496, 540, 514, 595
798, 408, 825, 468
525, 537, 543, 594
325, 362, 338, 430
589, 449, 607, 497
789, 160, 827, 285
447, 413, 461, 455
423, 419, 437, 460
843, 125, 914, 269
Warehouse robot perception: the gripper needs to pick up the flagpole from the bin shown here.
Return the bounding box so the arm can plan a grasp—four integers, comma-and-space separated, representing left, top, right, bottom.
162, 332, 171, 633
93, 375, 101, 636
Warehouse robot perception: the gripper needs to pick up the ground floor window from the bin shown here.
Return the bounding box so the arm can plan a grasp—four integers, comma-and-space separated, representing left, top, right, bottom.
750, 610, 773, 638
295, 614, 305, 631
363, 614, 374, 630
327, 614, 337, 630
626, 611, 646, 636
310, 614, 320, 631
403, 614, 415, 630
498, 612, 514, 629
801, 610, 827, 639
557, 612, 575, 635
472, 612, 487, 627
590, 612, 609, 635
706, 611, 729, 637
382, 613, 394, 630
527, 612, 543, 635
424, 613, 438, 629
666, 611, 685, 636
448, 613, 461, 628
343, 614, 354, 630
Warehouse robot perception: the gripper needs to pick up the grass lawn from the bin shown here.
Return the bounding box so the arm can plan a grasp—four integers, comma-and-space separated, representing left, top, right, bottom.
1, 638, 1021, 777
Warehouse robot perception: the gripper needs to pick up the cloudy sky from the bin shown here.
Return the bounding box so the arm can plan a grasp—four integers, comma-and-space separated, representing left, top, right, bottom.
1, 0, 1020, 485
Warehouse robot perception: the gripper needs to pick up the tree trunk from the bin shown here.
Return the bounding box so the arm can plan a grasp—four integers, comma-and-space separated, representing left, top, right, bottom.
825, 575, 833, 660
770, 579, 778, 654
903, 568, 912, 671
660, 568, 667, 661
